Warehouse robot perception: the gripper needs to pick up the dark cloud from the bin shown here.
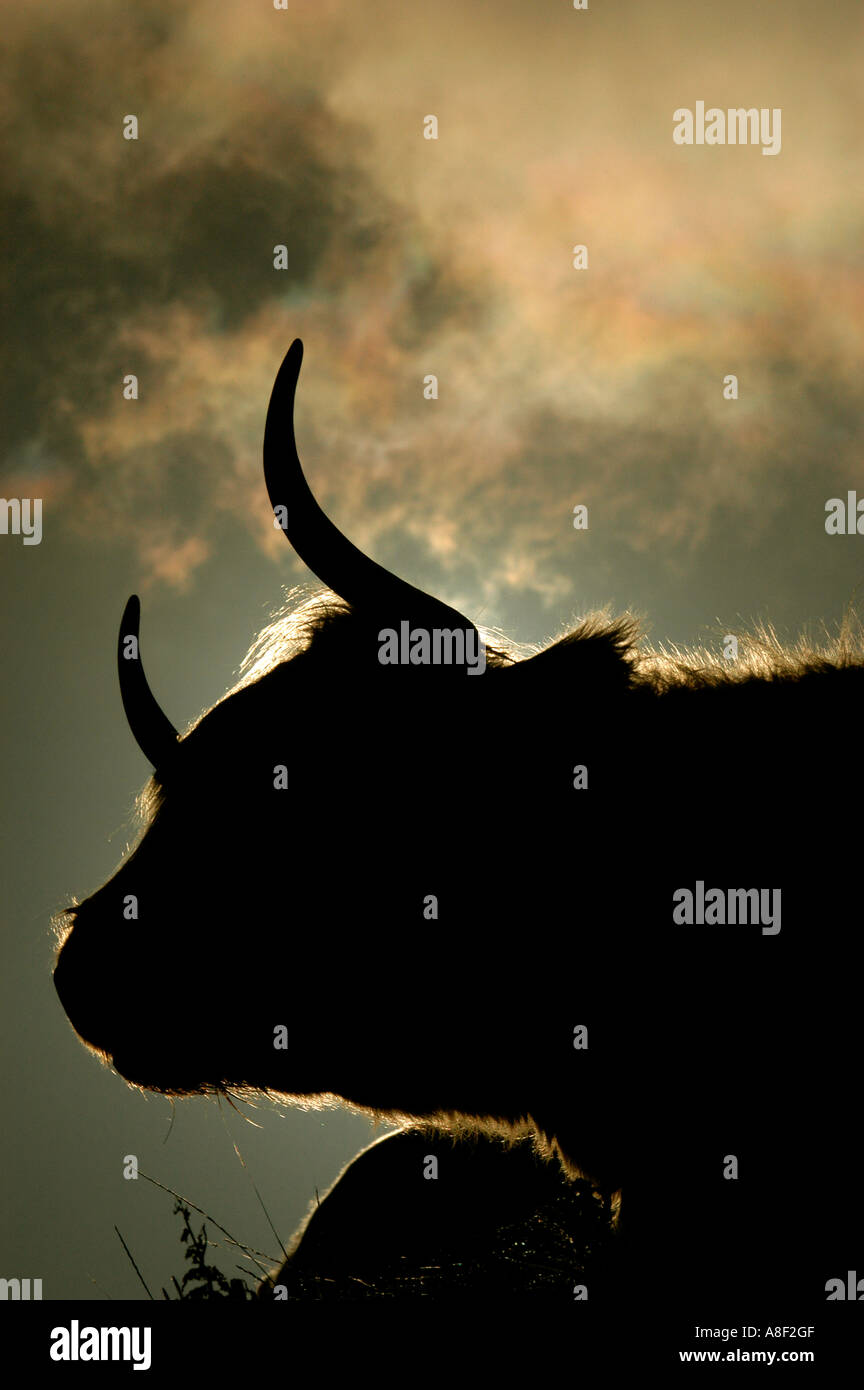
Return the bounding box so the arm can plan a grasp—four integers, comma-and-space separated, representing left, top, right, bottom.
2, 0, 862, 620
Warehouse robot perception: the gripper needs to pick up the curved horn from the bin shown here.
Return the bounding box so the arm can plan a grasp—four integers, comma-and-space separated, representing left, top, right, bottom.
263, 340, 478, 634
118, 595, 179, 768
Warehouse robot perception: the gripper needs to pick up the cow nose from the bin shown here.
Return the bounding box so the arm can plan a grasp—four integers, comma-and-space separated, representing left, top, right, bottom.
53, 937, 85, 1026
53, 930, 116, 1055
52, 939, 74, 1012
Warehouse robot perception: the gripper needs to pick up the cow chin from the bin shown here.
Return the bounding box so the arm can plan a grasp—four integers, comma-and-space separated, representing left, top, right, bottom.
109, 1047, 215, 1098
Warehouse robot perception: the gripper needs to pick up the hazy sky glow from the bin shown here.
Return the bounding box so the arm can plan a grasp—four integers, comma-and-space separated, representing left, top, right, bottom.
4, 0, 863, 624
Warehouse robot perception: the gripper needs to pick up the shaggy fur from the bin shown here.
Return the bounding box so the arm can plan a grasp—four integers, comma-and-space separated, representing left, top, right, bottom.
55, 588, 864, 1304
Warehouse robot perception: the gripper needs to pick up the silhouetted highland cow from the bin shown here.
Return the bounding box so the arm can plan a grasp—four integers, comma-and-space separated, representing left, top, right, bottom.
263, 1125, 614, 1299
54, 341, 863, 1307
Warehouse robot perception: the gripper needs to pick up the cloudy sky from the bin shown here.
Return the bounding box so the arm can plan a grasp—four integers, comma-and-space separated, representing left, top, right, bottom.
2, 0, 863, 1299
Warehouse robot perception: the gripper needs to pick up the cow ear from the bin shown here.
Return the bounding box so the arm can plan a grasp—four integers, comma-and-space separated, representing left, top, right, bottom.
505, 616, 638, 692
